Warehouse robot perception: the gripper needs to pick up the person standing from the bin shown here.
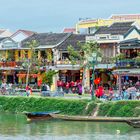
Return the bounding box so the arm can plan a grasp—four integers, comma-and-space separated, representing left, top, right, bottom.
65, 82, 70, 94
41, 84, 50, 97
46, 84, 50, 96
26, 84, 31, 96
8, 83, 13, 95
1, 80, 7, 95
78, 83, 82, 97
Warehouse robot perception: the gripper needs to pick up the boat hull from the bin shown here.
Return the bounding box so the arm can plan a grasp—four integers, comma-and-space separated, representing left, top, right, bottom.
51, 114, 140, 122
25, 111, 60, 121
126, 121, 140, 128
25, 113, 53, 121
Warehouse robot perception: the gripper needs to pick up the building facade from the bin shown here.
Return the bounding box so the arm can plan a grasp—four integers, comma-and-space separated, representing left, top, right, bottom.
76, 14, 140, 34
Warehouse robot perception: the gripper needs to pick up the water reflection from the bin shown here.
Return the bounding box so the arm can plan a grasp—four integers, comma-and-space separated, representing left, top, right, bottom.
0, 113, 139, 140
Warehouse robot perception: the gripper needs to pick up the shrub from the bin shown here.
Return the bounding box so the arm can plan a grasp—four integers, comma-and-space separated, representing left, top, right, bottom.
98, 100, 140, 117
0, 97, 88, 115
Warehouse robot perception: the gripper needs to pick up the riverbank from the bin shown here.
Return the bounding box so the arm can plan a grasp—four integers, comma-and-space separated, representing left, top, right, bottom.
0, 96, 140, 117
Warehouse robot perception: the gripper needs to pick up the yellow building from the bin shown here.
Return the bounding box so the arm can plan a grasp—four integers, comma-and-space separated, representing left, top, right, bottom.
76, 14, 140, 34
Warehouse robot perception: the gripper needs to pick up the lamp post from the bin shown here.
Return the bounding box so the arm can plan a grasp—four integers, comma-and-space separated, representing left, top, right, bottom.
88, 53, 102, 100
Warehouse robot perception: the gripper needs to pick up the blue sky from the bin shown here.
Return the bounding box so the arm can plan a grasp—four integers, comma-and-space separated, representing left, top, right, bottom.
0, 0, 140, 33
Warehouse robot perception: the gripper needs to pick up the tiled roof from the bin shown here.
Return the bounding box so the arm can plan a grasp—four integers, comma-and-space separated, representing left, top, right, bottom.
95, 22, 134, 35
63, 28, 76, 33
0, 29, 6, 34
120, 38, 140, 45
0, 37, 7, 42
19, 30, 36, 36
119, 38, 140, 49
11, 29, 36, 38
21, 33, 70, 47
110, 14, 140, 20
79, 19, 98, 24
57, 34, 86, 51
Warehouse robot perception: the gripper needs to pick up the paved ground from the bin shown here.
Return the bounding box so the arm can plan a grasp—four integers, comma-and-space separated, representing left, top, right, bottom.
0, 91, 92, 99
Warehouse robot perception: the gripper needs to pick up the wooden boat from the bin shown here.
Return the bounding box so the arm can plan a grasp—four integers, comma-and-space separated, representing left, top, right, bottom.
51, 114, 140, 122
126, 120, 140, 128
25, 111, 60, 121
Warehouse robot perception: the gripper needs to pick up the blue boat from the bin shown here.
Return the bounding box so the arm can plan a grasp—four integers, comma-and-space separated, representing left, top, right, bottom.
25, 111, 60, 121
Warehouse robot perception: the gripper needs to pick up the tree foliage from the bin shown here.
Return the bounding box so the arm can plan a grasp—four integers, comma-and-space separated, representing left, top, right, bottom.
21, 40, 40, 85
134, 52, 140, 62
112, 53, 125, 62
41, 70, 58, 86
68, 41, 102, 68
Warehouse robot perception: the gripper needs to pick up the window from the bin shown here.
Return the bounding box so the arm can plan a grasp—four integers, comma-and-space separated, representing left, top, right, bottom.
25, 51, 28, 58
99, 36, 107, 40
62, 53, 69, 60
110, 35, 119, 40
18, 51, 21, 57
41, 51, 47, 58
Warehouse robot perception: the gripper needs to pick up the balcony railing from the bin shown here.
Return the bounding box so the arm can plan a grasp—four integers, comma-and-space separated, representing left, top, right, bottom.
55, 57, 112, 65
0, 61, 54, 68
101, 57, 112, 64
56, 60, 81, 65
0, 61, 16, 67
116, 59, 140, 68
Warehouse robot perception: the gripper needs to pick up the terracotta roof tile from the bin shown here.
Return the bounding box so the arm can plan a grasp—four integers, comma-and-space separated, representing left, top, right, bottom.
63, 28, 76, 33
110, 14, 140, 20
0, 29, 6, 34
11, 29, 36, 38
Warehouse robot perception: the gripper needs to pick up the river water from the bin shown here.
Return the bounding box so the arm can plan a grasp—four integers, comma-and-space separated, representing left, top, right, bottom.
0, 113, 139, 140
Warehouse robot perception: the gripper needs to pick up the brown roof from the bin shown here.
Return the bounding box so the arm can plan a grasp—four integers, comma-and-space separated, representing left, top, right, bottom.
110, 14, 140, 20
0, 29, 6, 34
63, 28, 76, 33
11, 29, 36, 37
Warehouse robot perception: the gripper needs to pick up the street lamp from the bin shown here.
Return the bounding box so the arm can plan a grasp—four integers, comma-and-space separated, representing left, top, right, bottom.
87, 52, 102, 100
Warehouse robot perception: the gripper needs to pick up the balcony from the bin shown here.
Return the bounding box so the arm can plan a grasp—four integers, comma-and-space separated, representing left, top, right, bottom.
56, 60, 81, 65
116, 59, 140, 68
0, 61, 22, 69
101, 57, 112, 64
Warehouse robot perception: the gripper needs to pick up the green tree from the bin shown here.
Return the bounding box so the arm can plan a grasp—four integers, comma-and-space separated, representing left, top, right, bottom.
112, 53, 125, 62
134, 52, 140, 62
68, 41, 102, 93
41, 70, 58, 86
21, 40, 39, 86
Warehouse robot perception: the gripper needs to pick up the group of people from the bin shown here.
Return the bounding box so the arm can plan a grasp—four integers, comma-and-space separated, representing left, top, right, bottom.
121, 86, 140, 100
0, 82, 13, 95
0, 80, 51, 97
57, 80, 83, 95
94, 84, 140, 100
26, 83, 50, 97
